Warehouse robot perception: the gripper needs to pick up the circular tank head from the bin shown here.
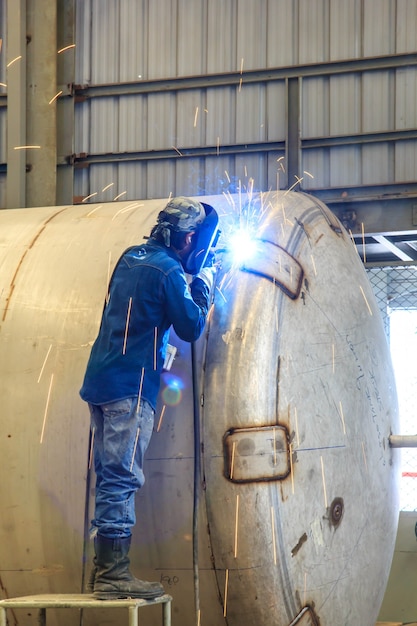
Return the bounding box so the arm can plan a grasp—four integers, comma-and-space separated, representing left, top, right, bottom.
201, 190, 400, 626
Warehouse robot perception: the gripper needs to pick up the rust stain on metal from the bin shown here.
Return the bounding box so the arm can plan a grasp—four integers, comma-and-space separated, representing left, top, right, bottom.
1, 208, 68, 322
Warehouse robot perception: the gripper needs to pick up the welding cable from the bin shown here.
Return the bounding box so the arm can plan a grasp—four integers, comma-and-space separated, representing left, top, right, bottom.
191, 275, 216, 625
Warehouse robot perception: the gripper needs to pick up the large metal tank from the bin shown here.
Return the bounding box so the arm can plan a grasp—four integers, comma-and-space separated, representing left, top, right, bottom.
0, 191, 399, 625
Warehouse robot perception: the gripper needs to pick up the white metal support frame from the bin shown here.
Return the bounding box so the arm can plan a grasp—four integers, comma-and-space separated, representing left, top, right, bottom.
0, 593, 172, 626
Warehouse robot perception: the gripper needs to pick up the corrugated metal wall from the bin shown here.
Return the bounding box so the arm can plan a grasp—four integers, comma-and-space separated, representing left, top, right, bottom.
0, 0, 416, 206
72, 0, 417, 203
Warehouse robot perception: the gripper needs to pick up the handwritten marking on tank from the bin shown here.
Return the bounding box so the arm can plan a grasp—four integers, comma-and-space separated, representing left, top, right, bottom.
159, 574, 179, 588
346, 335, 386, 464
221, 327, 245, 344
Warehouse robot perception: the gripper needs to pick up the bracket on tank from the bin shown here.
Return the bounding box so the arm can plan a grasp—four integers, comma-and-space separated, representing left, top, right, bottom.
223, 424, 290, 483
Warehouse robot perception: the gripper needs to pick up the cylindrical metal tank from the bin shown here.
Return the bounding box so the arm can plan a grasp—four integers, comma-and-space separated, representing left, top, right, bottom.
0, 191, 399, 626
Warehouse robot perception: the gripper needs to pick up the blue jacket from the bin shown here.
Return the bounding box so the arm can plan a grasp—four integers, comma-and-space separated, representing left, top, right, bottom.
80, 238, 210, 409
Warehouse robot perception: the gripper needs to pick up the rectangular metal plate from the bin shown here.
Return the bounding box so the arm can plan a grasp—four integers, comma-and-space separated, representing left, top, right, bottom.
242, 239, 303, 299
224, 425, 289, 483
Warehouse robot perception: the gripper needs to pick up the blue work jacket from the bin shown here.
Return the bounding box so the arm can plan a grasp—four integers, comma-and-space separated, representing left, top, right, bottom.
80, 238, 210, 409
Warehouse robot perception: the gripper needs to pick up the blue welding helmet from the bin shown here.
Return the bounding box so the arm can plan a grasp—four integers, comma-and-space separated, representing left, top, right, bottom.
183, 201, 220, 275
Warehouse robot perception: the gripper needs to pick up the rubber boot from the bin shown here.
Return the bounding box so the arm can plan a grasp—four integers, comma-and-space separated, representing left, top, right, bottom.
93, 534, 164, 600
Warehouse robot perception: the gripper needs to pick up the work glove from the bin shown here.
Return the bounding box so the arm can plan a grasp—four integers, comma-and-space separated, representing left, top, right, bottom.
203, 250, 216, 268
194, 265, 217, 292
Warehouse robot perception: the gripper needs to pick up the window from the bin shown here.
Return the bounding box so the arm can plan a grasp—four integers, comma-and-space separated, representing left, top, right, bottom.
389, 309, 417, 511
368, 266, 417, 512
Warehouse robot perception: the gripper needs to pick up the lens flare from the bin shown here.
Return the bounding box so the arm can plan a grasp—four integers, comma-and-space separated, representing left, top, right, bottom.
229, 228, 259, 265
161, 373, 184, 406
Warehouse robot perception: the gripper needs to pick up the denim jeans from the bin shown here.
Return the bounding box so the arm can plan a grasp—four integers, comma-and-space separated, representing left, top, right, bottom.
88, 397, 155, 539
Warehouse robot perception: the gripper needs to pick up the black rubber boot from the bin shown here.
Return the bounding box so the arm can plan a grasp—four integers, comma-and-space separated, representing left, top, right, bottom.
93, 534, 164, 600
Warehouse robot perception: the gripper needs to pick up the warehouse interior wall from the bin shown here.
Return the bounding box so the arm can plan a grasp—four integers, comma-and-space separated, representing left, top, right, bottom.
1, 0, 416, 214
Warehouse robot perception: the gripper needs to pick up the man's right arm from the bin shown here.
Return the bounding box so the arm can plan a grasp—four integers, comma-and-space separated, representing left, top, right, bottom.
164, 266, 216, 343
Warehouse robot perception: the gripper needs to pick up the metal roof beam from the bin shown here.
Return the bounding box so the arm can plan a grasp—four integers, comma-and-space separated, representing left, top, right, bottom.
372, 235, 414, 262
73, 52, 417, 99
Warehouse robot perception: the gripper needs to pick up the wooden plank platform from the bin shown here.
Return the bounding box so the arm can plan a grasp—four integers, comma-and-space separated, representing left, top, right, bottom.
0, 593, 173, 626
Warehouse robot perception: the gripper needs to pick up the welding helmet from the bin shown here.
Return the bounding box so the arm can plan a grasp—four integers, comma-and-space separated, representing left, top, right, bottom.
153, 196, 220, 274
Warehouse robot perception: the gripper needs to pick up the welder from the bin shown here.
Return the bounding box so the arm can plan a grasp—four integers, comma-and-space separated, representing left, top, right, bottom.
79, 196, 219, 600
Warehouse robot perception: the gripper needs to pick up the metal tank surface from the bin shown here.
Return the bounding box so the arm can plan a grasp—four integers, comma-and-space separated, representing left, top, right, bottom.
0, 191, 399, 626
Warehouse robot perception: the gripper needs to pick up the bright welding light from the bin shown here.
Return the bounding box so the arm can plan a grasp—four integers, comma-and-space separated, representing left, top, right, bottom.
229, 228, 259, 265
